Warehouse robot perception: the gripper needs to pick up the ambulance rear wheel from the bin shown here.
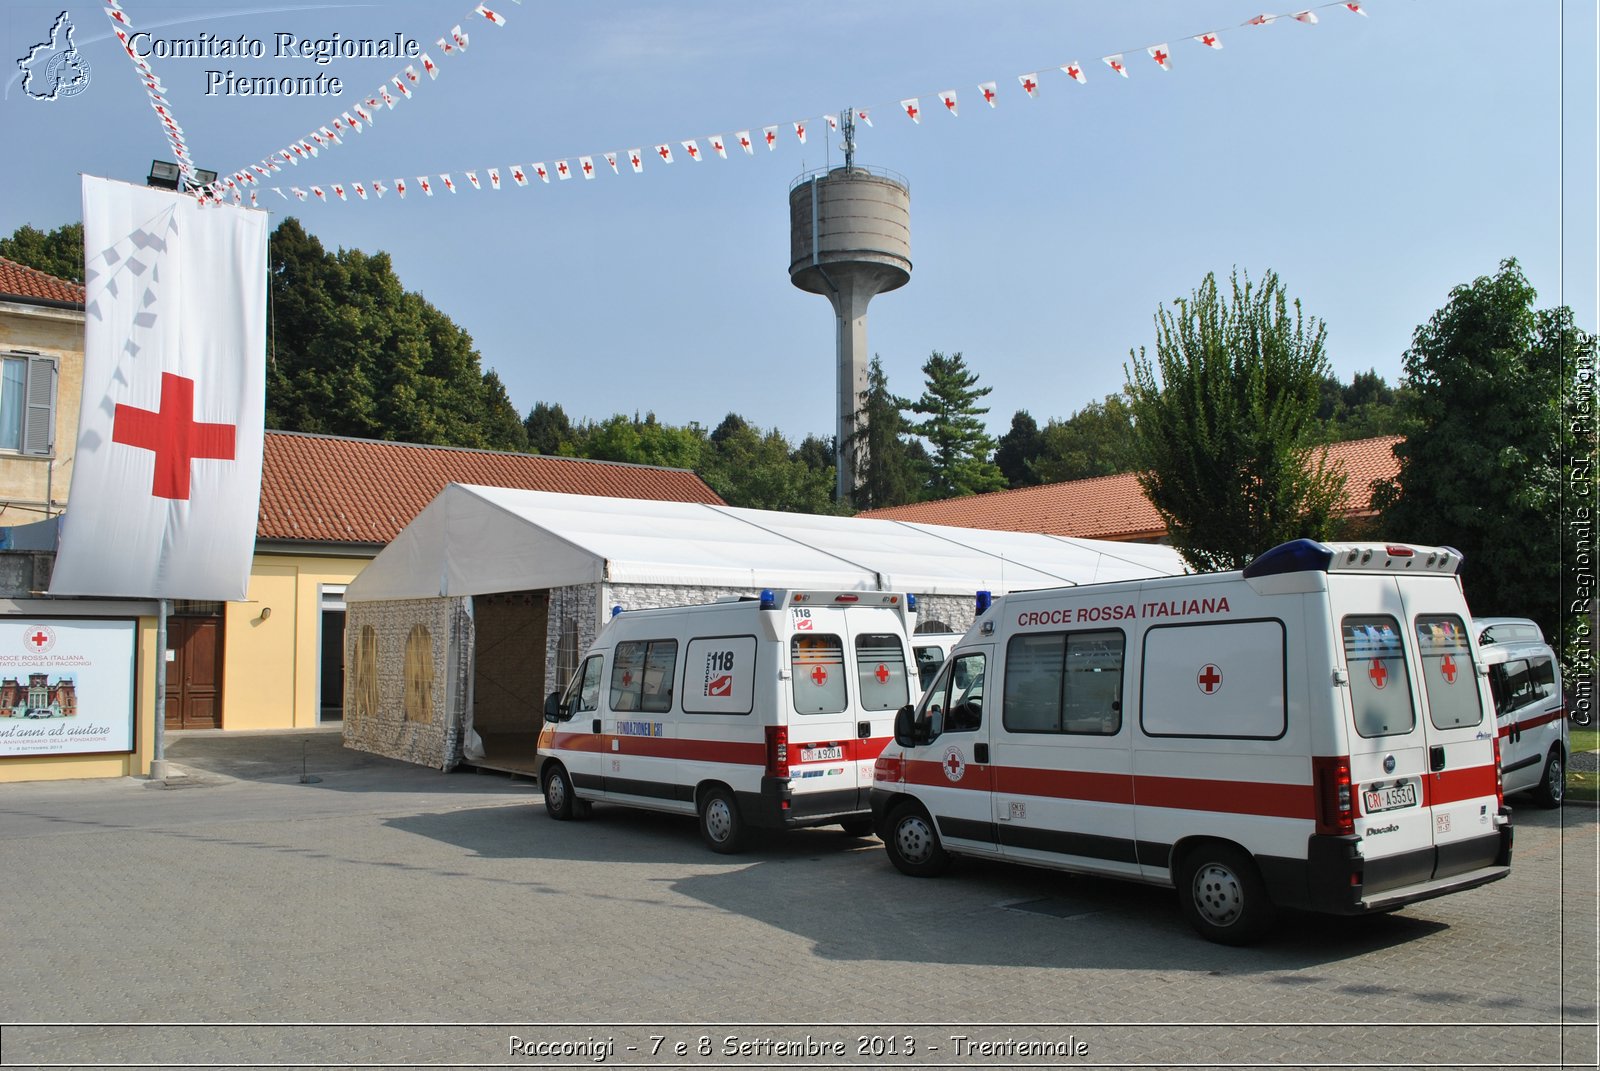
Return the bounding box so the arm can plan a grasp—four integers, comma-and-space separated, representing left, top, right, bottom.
884, 803, 949, 877
1533, 746, 1565, 808
698, 786, 746, 854
542, 762, 576, 821
1178, 842, 1275, 945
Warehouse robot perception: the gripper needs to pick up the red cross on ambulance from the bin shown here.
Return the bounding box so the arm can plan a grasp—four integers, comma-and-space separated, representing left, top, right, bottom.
810, 665, 828, 686
1197, 664, 1222, 694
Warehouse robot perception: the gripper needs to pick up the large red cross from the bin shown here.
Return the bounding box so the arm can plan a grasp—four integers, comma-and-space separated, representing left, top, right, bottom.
1369, 660, 1389, 690
1198, 664, 1222, 694
810, 665, 828, 686
112, 373, 236, 500
1441, 655, 1458, 684
875, 664, 890, 684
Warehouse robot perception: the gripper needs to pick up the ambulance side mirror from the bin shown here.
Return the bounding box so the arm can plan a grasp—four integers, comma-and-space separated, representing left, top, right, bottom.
894, 704, 919, 748
543, 691, 567, 723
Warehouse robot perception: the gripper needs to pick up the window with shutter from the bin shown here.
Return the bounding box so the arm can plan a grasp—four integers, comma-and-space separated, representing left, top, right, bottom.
0, 353, 56, 456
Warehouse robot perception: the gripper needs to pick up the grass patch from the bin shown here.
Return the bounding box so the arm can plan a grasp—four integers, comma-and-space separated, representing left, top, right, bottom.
1566, 726, 1599, 804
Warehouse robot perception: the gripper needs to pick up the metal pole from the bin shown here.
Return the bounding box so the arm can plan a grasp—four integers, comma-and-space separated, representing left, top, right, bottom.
150, 598, 169, 780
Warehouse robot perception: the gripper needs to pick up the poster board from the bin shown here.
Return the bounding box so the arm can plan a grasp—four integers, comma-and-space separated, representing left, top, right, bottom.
0, 618, 137, 757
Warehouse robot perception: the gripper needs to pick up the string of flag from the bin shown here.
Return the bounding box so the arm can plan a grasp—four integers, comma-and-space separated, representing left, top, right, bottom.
198, 1, 519, 204
199, 0, 1371, 209
100, 0, 197, 183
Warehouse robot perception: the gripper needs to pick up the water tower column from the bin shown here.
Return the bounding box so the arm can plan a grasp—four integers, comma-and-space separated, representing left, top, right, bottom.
788, 165, 911, 507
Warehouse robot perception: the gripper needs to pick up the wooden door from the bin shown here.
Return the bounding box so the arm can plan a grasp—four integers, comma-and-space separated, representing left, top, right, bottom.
165, 616, 223, 730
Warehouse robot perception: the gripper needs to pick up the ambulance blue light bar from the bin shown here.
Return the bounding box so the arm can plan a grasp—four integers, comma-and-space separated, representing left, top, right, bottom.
976, 590, 993, 614
611, 605, 624, 618
759, 589, 777, 611
1241, 540, 1335, 579
907, 593, 918, 612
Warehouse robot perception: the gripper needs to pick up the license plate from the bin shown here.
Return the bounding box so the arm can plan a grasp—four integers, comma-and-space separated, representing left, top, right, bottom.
1363, 781, 1417, 814
800, 745, 844, 762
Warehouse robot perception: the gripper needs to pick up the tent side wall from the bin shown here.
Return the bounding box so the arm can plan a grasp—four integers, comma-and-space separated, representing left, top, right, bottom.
344, 595, 471, 770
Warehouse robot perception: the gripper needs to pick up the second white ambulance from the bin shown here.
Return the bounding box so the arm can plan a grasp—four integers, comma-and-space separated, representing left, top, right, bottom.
871, 540, 1514, 944
539, 590, 917, 852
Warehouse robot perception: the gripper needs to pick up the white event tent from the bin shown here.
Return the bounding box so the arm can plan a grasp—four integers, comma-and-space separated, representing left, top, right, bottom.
344, 484, 1186, 602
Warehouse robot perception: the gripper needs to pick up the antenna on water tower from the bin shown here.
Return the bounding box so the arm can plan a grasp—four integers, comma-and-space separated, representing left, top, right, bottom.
787, 110, 911, 508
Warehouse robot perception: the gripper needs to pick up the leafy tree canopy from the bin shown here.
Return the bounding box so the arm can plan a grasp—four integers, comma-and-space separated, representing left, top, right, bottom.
994, 411, 1044, 489
1126, 269, 1345, 572
1031, 393, 1141, 485
267, 218, 527, 450
0, 221, 83, 283
1373, 258, 1594, 657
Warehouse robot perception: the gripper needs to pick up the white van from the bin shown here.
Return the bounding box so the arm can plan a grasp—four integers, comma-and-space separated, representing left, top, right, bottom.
538, 590, 917, 852
871, 540, 1514, 944
1475, 617, 1568, 807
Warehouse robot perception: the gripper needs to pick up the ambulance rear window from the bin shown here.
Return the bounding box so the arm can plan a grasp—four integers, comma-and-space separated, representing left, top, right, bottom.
1414, 615, 1483, 729
1342, 616, 1415, 738
791, 634, 848, 715
856, 634, 910, 712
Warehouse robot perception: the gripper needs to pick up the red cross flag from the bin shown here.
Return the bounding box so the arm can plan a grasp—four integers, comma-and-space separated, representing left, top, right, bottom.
604, 152, 620, 174
353, 182, 366, 200
939, 90, 957, 116
1061, 62, 1087, 84
511, 165, 527, 187
825, 114, 839, 132
465, 171, 481, 190
1292, 10, 1319, 23
441, 173, 457, 193
681, 140, 701, 161
371, 180, 386, 199
763, 126, 778, 148
979, 81, 998, 107
555, 160, 571, 180
475, 4, 506, 27
1104, 54, 1129, 77
451, 25, 469, 50
579, 156, 595, 179
1345, 3, 1368, 15
1194, 31, 1223, 49
1018, 72, 1039, 97
533, 162, 549, 182
901, 98, 920, 123
855, 108, 873, 127
418, 176, 433, 196
421, 54, 438, 79
394, 178, 407, 198
1247, 14, 1277, 26
736, 132, 753, 154
793, 121, 807, 143
487, 168, 501, 190
655, 143, 674, 164
628, 149, 643, 172
1147, 44, 1171, 70
710, 136, 727, 159
52, 176, 269, 600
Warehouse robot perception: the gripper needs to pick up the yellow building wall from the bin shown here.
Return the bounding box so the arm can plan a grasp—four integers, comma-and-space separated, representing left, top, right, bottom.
0, 302, 86, 527
0, 615, 157, 784
221, 554, 366, 730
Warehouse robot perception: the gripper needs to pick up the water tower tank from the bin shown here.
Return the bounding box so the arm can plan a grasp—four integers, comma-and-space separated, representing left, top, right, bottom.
788, 165, 911, 504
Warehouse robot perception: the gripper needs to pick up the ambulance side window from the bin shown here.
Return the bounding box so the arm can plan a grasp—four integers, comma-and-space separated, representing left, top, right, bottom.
1414, 615, 1482, 730
566, 654, 604, 714
857, 634, 911, 711
1004, 630, 1123, 735
1342, 616, 1416, 738
791, 635, 848, 715
942, 653, 987, 733
611, 639, 677, 714
914, 645, 947, 690
1488, 656, 1556, 717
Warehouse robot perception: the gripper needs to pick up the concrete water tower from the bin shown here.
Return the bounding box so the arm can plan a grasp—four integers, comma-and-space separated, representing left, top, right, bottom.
788, 114, 911, 504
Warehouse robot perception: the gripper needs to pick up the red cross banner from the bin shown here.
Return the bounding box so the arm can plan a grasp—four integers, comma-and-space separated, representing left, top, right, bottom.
50, 175, 268, 601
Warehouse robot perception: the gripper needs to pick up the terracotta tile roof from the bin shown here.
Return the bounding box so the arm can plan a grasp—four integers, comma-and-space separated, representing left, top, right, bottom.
859, 435, 1402, 541
0, 256, 84, 308
259, 431, 724, 545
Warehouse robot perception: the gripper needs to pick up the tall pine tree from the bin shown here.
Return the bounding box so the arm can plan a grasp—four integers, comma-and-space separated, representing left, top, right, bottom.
909, 351, 1005, 499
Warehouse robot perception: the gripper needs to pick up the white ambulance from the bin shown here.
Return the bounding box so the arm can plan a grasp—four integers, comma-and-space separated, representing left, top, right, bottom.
1475, 617, 1568, 807
871, 540, 1514, 944
538, 590, 917, 852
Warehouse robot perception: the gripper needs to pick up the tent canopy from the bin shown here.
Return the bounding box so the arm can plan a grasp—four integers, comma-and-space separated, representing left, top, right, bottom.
344, 484, 1186, 603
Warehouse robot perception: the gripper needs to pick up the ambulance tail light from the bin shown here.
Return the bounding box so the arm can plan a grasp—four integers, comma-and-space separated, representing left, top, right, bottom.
1313, 755, 1355, 836
1492, 735, 1505, 806
765, 726, 789, 778
1385, 545, 1415, 558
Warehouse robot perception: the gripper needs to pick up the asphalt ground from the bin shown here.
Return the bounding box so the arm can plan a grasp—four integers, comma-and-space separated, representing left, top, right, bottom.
0, 729, 1595, 1070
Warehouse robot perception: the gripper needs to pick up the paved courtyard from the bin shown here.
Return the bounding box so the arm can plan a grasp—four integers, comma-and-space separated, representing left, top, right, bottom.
0, 730, 1594, 1069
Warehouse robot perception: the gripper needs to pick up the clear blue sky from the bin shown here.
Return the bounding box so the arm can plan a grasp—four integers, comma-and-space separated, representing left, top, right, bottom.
3, 1, 1594, 444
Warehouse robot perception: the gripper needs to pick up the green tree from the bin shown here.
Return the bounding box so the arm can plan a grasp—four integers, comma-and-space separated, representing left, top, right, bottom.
0, 222, 83, 283
267, 218, 527, 450
1032, 392, 1142, 483
994, 411, 1045, 488
576, 412, 703, 470
525, 401, 575, 455
849, 356, 928, 510
1316, 369, 1411, 442
1126, 269, 1345, 572
908, 351, 1006, 499
1373, 258, 1594, 657
698, 418, 840, 514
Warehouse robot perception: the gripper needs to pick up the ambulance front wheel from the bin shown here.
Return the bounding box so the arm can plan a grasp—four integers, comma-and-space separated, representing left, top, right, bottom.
883, 802, 950, 877
1177, 841, 1276, 945
698, 786, 747, 854
542, 762, 577, 821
